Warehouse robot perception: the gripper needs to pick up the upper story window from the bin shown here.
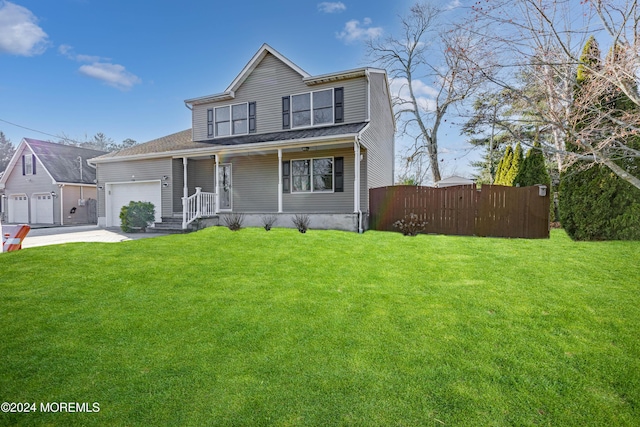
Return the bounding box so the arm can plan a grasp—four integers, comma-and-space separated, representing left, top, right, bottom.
22, 154, 36, 175
283, 87, 343, 130
208, 102, 256, 138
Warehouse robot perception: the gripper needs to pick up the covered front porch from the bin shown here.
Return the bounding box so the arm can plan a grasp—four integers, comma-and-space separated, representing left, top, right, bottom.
172, 139, 366, 231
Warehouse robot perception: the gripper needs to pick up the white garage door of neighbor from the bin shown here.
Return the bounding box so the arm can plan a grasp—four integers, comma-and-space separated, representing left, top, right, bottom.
32, 193, 54, 224
8, 194, 29, 223
107, 181, 162, 227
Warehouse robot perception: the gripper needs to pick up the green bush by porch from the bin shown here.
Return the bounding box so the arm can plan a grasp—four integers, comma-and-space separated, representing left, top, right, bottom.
0, 228, 638, 426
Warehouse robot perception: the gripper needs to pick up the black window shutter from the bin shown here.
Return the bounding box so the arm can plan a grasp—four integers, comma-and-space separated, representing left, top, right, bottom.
335, 157, 344, 192
282, 160, 290, 193
248, 102, 256, 133
22, 155, 25, 175
207, 109, 214, 137
282, 97, 290, 129
32, 154, 36, 175
334, 87, 344, 123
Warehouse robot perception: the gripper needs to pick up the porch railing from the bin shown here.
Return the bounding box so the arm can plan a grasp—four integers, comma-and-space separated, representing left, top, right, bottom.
182, 187, 217, 229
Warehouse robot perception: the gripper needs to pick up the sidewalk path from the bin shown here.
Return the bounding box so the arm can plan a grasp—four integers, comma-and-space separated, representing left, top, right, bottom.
18, 225, 168, 249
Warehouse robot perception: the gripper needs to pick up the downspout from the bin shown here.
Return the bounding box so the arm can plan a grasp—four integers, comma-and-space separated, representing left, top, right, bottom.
354, 138, 363, 234
277, 149, 283, 213
59, 184, 65, 226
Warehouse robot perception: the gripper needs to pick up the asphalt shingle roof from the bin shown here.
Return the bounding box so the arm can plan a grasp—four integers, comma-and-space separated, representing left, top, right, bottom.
93, 123, 368, 160
25, 139, 107, 184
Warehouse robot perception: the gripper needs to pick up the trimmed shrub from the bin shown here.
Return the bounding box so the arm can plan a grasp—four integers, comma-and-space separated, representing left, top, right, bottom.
261, 215, 278, 231
393, 213, 428, 236
292, 214, 310, 233
120, 201, 155, 233
222, 213, 245, 231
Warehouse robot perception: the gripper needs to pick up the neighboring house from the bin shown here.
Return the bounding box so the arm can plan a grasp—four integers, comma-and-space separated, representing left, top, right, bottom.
0, 139, 106, 225
435, 176, 475, 188
91, 44, 395, 232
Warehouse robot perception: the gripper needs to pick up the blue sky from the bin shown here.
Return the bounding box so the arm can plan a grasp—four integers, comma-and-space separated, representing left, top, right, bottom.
0, 0, 475, 179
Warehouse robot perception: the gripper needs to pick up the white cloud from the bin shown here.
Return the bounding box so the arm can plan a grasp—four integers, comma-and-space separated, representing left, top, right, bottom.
446, 0, 461, 10
336, 18, 383, 43
78, 62, 141, 91
58, 44, 105, 63
0, 1, 48, 56
390, 78, 438, 112
318, 2, 346, 13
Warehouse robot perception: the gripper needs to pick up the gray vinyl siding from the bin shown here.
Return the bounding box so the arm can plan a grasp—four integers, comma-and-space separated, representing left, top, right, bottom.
97, 158, 173, 217
192, 53, 369, 141
172, 158, 215, 213
226, 153, 278, 212
283, 147, 354, 213
360, 71, 395, 194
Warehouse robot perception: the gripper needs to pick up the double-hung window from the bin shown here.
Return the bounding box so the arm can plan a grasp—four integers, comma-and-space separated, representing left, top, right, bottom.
290, 157, 333, 193
209, 102, 254, 137
22, 154, 35, 175
287, 89, 335, 129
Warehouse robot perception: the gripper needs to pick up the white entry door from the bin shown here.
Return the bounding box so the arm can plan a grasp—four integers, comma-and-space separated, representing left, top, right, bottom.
31, 193, 54, 224
8, 194, 29, 223
106, 181, 162, 227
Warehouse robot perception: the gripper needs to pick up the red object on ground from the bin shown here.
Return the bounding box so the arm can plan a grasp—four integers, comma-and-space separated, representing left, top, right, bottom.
1, 224, 31, 252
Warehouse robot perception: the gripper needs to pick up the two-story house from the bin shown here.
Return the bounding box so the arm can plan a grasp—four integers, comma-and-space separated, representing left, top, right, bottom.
91, 44, 395, 232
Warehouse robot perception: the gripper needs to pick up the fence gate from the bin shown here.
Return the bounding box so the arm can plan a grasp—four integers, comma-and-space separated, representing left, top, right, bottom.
369, 185, 550, 239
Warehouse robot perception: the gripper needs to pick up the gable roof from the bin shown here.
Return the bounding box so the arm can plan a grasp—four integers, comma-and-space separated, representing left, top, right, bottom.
91, 123, 369, 162
184, 44, 310, 106
0, 138, 107, 186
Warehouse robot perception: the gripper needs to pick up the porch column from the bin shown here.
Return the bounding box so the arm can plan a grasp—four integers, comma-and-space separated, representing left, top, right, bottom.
214, 155, 220, 214
182, 157, 188, 229
354, 141, 360, 213
278, 149, 283, 213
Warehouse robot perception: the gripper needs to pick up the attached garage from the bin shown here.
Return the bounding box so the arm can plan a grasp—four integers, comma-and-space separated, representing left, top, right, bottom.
8, 194, 29, 223
106, 181, 162, 227
31, 193, 54, 224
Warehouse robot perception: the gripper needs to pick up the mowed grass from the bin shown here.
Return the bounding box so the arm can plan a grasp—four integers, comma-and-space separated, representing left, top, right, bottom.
0, 227, 638, 426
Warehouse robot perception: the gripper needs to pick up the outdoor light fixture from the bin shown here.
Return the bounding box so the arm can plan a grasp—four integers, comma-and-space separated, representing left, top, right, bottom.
50, 191, 57, 198
538, 185, 547, 197
131, 175, 135, 181
97, 185, 104, 190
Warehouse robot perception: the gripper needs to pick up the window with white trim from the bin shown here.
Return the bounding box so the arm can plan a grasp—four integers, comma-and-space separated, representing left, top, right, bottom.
291, 157, 333, 193
290, 89, 334, 128
208, 102, 250, 137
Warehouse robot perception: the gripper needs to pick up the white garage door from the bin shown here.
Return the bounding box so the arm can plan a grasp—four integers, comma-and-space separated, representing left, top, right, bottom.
107, 181, 162, 227
31, 193, 54, 224
8, 194, 29, 223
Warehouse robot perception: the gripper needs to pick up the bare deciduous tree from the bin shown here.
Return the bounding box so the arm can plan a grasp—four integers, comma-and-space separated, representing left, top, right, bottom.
367, 2, 489, 183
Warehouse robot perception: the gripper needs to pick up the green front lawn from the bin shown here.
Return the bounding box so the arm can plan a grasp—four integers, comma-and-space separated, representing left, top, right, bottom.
1, 228, 638, 426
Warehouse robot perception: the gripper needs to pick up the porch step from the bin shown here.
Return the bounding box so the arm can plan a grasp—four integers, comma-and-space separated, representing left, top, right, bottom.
150, 216, 219, 233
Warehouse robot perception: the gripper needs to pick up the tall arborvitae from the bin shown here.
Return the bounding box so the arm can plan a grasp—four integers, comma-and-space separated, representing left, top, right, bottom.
560, 37, 640, 240
494, 145, 513, 185
515, 141, 551, 187
505, 142, 523, 186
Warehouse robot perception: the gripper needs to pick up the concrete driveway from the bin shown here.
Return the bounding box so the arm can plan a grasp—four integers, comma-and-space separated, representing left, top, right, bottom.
15, 225, 169, 249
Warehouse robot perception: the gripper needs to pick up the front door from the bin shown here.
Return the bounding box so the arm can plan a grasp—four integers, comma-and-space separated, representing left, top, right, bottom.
218, 164, 232, 210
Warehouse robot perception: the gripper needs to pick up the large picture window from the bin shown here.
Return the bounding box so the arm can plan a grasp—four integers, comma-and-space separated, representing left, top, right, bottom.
290, 157, 333, 193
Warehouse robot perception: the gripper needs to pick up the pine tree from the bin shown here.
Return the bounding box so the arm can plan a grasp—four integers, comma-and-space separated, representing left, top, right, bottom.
0, 131, 15, 173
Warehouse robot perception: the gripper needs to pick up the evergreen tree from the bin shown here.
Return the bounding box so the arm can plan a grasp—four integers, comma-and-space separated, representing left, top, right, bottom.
516, 141, 551, 187
0, 131, 15, 173
560, 37, 640, 240
505, 142, 523, 186
495, 145, 513, 185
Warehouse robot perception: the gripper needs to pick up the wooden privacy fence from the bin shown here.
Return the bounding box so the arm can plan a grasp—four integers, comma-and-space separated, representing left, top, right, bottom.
369, 185, 550, 239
